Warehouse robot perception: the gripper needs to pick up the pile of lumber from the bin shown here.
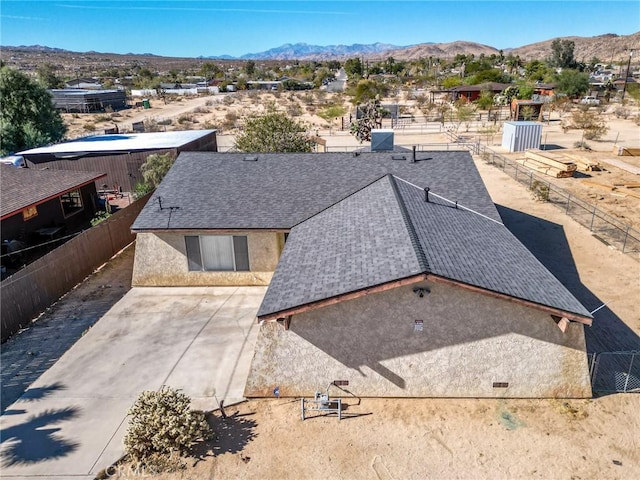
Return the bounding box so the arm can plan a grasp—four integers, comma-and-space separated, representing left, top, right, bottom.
563, 152, 603, 171
516, 149, 577, 178
613, 146, 640, 156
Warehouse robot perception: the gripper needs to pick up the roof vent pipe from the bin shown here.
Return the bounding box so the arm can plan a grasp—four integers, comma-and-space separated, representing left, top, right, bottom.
411, 146, 416, 163
424, 187, 430, 203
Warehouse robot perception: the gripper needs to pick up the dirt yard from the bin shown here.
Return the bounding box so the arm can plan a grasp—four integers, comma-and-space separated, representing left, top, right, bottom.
107, 144, 640, 479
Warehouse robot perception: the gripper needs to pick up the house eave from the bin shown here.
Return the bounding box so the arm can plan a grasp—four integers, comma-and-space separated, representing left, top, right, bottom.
258, 273, 592, 326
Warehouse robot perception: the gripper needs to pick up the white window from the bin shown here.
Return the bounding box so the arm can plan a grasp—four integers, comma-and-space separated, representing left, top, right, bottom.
185, 235, 249, 272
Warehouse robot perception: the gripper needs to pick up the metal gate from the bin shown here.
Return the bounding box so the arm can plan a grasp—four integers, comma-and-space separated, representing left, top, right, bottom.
589, 352, 640, 393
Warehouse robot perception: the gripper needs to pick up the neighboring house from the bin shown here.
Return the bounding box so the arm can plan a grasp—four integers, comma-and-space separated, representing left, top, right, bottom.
65, 78, 103, 90
131, 151, 593, 398
18, 130, 218, 193
448, 82, 512, 102
0, 164, 105, 254
49, 89, 127, 112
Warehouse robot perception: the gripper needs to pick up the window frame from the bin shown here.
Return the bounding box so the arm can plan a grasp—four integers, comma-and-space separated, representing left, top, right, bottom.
59, 189, 84, 218
185, 234, 250, 272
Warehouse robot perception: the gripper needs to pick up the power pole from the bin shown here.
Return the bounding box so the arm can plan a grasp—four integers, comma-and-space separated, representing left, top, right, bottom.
621, 50, 634, 103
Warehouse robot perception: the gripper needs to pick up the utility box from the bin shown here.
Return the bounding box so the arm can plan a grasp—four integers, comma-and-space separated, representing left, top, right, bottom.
371, 129, 394, 152
501, 121, 542, 152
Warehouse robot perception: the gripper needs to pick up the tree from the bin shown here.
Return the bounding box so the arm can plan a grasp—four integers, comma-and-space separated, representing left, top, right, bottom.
235, 112, 314, 152
351, 79, 389, 104
0, 66, 66, 156
244, 60, 256, 77
141, 152, 176, 189
554, 69, 590, 98
200, 61, 221, 81
549, 39, 577, 69
36, 63, 64, 89
344, 57, 363, 78
350, 99, 385, 143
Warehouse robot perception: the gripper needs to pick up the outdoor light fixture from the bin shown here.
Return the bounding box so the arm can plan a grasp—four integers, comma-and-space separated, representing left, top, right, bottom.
413, 287, 430, 298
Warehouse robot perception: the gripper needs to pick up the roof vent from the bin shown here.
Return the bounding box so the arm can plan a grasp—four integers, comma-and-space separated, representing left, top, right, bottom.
391, 154, 406, 161
243, 155, 258, 161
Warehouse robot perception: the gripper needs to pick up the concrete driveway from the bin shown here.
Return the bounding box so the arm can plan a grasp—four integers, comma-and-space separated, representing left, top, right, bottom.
0, 286, 266, 479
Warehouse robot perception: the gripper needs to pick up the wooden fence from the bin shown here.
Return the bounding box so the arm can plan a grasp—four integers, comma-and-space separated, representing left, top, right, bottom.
0, 195, 150, 342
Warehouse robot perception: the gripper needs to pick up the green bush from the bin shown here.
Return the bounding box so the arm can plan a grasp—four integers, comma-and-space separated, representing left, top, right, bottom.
124, 387, 211, 471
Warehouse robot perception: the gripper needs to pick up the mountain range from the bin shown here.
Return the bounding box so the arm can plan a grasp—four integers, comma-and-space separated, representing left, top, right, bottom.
4, 32, 639, 66
205, 32, 639, 62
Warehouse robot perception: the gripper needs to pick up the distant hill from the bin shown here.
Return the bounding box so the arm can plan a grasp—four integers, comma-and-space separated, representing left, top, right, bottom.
2, 32, 638, 70
507, 32, 640, 63
212, 42, 408, 60
378, 41, 499, 61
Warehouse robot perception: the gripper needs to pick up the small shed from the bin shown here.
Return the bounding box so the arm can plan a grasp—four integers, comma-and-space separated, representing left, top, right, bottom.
502, 121, 543, 152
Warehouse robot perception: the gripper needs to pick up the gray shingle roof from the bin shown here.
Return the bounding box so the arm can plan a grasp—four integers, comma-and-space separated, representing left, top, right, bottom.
257, 173, 591, 319
0, 165, 105, 218
131, 151, 500, 231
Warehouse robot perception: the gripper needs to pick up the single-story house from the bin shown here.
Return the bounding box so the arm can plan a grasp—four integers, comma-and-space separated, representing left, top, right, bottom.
448, 82, 512, 102
131, 151, 593, 398
18, 130, 218, 193
1, 164, 105, 266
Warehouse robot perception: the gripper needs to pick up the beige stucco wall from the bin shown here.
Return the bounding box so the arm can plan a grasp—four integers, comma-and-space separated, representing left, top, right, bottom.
245, 281, 592, 398
132, 231, 282, 286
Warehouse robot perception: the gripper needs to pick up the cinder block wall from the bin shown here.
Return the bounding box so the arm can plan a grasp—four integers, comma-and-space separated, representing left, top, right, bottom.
245, 282, 592, 398
132, 231, 282, 286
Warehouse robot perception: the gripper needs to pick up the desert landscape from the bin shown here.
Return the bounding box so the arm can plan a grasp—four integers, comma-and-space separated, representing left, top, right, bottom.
102, 140, 640, 480
56, 90, 638, 480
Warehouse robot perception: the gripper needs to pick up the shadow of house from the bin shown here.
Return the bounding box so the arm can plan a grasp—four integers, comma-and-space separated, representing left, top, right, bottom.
495, 205, 640, 354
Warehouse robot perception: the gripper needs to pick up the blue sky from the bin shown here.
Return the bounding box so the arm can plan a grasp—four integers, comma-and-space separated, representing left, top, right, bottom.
1, 1, 638, 58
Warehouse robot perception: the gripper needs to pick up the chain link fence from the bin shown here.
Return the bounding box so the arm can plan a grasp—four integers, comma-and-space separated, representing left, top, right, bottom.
466, 140, 640, 258
589, 352, 640, 394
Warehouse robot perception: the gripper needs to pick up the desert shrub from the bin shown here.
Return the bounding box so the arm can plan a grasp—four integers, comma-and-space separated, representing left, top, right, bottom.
223, 95, 235, 106
94, 114, 111, 123
222, 111, 238, 130
205, 99, 215, 107
156, 118, 172, 126
104, 105, 114, 114
583, 124, 608, 140
574, 140, 592, 150
143, 119, 162, 132
614, 107, 630, 119
83, 122, 96, 131
634, 114, 640, 126
124, 387, 211, 471
177, 114, 193, 124
193, 106, 209, 114
530, 180, 550, 201
287, 103, 303, 117
202, 120, 218, 130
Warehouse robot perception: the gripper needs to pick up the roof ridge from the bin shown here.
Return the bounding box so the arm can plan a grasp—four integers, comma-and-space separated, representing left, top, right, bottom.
394, 175, 503, 226
388, 175, 430, 272
289, 172, 396, 228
